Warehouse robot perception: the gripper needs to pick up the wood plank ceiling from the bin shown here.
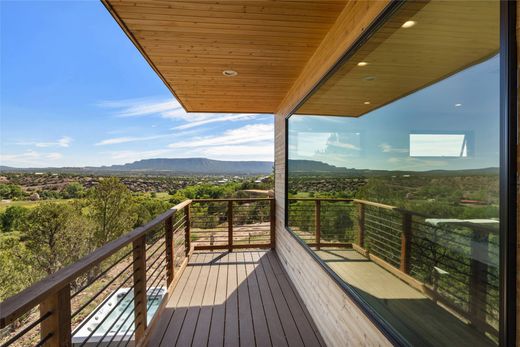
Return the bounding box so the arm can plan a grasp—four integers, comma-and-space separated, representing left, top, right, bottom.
102, 0, 349, 113
296, 1, 499, 117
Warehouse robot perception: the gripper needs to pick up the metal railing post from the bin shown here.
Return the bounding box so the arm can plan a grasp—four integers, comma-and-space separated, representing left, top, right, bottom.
165, 215, 175, 287
270, 198, 276, 248
315, 200, 321, 250
228, 200, 233, 252
132, 236, 147, 343
357, 202, 365, 248
400, 212, 412, 274
184, 205, 191, 257
469, 228, 489, 327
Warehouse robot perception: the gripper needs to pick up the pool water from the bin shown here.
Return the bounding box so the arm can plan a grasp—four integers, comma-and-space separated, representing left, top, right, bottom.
72, 287, 166, 346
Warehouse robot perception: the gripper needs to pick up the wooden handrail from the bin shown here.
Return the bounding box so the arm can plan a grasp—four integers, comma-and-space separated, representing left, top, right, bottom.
192, 197, 273, 203
289, 197, 497, 234
0, 199, 192, 328
288, 197, 353, 202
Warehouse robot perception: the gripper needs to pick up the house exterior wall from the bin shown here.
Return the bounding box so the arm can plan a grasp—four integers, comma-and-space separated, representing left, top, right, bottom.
272, 2, 395, 345
274, 115, 391, 346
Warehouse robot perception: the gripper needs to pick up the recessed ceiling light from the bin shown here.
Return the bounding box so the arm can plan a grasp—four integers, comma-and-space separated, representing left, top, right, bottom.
223, 70, 238, 77
364, 101, 371, 105
401, 20, 416, 28
455, 103, 462, 107
357, 61, 368, 67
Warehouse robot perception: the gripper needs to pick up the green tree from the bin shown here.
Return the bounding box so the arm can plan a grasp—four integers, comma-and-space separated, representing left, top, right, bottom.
0, 206, 28, 232
0, 233, 38, 301
133, 197, 170, 227
62, 182, 85, 199
0, 183, 24, 199
88, 178, 136, 247
22, 202, 92, 275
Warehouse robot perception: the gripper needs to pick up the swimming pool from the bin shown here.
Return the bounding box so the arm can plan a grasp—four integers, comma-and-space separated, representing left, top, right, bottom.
72, 287, 166, 347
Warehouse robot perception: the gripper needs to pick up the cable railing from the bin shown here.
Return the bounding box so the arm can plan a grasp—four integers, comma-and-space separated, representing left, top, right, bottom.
0, 200, 192, 347
190, 198, 275, 251
287, 198, 356, 249
287, 197, 499, 339
0, 198, 275, 347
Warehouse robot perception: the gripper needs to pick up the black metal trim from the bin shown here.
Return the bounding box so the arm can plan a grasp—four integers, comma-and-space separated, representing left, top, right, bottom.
283, 1, 517, 346
499, 1, 517, 346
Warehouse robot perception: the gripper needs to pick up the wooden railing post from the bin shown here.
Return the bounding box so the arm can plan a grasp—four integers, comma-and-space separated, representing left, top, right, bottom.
40, 284, 71, 347
228, 200, 234, 252
315, 200, 321, 250
165, 215, 174, 287
469, 228, 489, 327
400, 212, 412, 274
184, 205, 191, 256
270, 199, 276, 248
357, 202, 365, 248
132, 236, 147, 343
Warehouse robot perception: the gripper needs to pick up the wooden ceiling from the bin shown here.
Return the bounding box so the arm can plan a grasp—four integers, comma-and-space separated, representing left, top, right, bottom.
296, 1, 499, 117
102, 0, 348, 113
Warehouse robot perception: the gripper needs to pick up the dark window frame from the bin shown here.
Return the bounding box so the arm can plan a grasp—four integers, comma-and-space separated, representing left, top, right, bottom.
283, 2, 517, 346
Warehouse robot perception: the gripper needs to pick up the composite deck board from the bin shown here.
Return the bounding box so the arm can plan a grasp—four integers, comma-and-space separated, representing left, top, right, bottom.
258, 252, 305, 347
224, 252, 240, 346
192, 253, 219, 346
315, 248, 496, 347
147, 256, 195, 346
244, 252, 272, 347
176, 253, 211, 346
208, 252, 228, 346
236, 252, 256, 347
265, 251, 324, 347
251, 252, 288, 347
147, 250, 322, 347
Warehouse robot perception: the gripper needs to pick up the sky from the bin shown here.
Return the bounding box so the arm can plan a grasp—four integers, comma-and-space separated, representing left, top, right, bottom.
0, 1, 274, 168
289, 55, 500, 171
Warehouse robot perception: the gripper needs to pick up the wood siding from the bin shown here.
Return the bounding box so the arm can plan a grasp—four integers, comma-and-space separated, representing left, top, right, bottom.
274, 115, 391, 346
273, 2, 394, 345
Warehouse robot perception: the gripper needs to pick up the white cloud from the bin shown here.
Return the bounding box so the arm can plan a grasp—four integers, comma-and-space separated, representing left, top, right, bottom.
387, 156, 449, 169
46, 152, 63, 160
16, 136, 72, 148
172, 114, 257, 130
98, 96, 269, 129
104, 123, 274, 163
0, 150, 64, 167
200, 145, 273, 160
168, 123, 273, 149
379, 143, 408, 153
97, 98, 182, 118
95, 134, 168, 146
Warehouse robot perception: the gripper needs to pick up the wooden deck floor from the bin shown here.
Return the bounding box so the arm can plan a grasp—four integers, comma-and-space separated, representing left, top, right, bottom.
147, 250, 324, 347
315, 248, 496, 347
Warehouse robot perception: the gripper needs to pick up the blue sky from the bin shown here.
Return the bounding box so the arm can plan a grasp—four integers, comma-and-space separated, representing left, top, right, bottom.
289, 55, 500, 171
0, 1, 274, 167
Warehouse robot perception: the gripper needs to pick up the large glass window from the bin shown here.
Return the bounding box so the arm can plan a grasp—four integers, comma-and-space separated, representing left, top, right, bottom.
286, 1, 503, 346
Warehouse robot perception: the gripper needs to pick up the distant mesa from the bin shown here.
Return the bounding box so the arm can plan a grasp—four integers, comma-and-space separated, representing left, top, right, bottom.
0, 158, 273, 175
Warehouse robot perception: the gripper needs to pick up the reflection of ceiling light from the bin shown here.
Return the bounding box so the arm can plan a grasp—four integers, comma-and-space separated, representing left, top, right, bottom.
455, 103, 462, 107
223, 70, 238, 77
401, 20, 416, 28
364, 101, 371, 105
357, 61, 368, 66
363, 76, 376, 81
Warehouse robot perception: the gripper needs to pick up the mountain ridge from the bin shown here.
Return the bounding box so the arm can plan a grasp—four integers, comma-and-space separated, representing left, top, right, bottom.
0, 158, 274, 175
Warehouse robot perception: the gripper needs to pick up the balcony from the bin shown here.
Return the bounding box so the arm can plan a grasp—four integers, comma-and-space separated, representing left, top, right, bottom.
0, 197, 497, 346
1, 198, 322, 347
